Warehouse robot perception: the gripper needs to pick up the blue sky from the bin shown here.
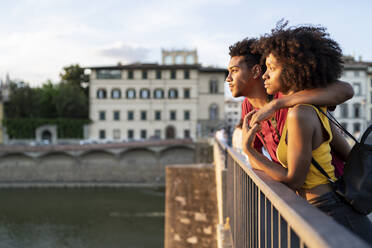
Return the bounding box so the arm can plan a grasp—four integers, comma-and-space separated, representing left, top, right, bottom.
1, 0, 371, 86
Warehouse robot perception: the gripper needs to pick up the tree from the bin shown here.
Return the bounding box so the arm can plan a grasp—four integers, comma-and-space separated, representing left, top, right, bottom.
54, 83, 88, 119
59, 64, 89, 92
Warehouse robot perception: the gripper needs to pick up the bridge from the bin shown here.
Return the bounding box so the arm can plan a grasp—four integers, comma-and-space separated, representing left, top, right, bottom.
0, 139, 208, 187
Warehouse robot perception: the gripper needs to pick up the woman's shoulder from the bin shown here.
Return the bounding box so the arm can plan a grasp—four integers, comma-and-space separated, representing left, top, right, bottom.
288, 104, 318, 122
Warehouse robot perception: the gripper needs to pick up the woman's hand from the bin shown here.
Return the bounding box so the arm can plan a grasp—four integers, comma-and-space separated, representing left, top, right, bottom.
242, 110, 261, 152
249, 100, 277, 127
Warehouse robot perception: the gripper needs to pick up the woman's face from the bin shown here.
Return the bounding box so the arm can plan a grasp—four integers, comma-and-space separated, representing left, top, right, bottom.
262, 53, 284, 95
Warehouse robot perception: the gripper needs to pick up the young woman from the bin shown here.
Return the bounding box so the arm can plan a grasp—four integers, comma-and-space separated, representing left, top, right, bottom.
242, 24, 372, 244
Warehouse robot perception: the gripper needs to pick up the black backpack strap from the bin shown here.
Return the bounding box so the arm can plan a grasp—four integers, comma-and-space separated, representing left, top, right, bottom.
315, 106, 359, 144
311, 157, 335, 183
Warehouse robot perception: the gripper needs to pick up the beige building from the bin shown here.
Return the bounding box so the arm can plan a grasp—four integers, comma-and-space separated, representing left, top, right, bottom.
87, 50, 227, 141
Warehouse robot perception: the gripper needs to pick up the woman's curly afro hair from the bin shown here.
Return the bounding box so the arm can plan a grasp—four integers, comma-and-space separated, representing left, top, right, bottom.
253, 21, 343, 92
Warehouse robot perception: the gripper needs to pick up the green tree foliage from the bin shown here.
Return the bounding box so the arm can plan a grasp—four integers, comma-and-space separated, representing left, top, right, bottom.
3, 64, 90, 138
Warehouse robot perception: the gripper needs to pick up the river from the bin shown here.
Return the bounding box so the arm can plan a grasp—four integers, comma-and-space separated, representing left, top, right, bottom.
0, 187, 165, 248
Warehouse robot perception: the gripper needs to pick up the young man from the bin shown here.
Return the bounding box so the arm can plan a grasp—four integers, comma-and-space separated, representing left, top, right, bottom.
226, 38, 352, 169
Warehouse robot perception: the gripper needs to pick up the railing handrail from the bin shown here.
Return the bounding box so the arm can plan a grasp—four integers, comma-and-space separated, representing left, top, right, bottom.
215, 137, 369, 248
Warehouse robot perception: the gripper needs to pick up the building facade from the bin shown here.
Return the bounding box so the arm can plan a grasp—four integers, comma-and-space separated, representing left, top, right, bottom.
225, 98, 243, 128
87, 50, 226, 141
334, 56, 368, 139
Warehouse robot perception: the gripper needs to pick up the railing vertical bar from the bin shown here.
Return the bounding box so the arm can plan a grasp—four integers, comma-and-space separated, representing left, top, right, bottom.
278, 213, 281, 248
265, 197, 267, 248
271, 204, 273, 248
239, 166, 242, 248
245, 173, 247, 248
300, 240, 305, 248
258, 189, 261, 248
233, 160, 236, 245
254, 184, 257, 248
287, 224, 291, 248
248, 176, 251, 248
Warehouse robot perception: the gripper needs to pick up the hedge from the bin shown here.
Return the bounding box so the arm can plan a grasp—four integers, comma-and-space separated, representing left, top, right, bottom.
3, 118, 91, 139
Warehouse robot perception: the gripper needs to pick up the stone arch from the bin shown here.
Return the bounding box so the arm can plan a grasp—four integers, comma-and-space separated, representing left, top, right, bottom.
119, 148, 160, 182
159, 146, 195, 165
36, 152, 76, 181
79, 150, 119, 181
36, 125, 57, 144
0, 153, 36, 181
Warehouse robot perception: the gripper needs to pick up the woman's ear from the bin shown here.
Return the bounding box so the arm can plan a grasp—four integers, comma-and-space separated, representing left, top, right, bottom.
252, 64, 262, 79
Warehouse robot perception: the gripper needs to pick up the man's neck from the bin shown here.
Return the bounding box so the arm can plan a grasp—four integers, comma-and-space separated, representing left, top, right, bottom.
245, 82, 270, 109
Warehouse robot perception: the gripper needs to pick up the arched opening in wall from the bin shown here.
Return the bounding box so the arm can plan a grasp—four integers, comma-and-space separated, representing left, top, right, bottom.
41, 130, 52, 143
165, 126, 176, 139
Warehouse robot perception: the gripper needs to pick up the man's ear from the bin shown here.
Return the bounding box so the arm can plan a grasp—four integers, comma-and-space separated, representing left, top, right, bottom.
252, 64, 262, 79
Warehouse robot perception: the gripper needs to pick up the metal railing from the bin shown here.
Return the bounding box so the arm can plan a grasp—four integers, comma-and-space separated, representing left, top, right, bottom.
214, 137, 368, 248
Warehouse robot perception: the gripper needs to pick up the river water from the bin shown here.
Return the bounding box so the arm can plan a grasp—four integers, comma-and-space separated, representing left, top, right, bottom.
0, 187, 165, 248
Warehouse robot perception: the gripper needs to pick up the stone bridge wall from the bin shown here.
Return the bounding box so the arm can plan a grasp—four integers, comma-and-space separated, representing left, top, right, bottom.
0, 140, 205, 186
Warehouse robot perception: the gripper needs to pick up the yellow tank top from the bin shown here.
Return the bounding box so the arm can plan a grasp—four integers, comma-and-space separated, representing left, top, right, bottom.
277, 105, 337, 189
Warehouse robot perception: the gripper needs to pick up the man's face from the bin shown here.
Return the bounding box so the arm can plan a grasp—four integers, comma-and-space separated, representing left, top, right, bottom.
262, 53, 284, 95
226, 56, 253, 97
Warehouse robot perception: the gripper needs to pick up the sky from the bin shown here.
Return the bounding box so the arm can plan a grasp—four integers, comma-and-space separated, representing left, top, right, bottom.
1, 0, 371, 88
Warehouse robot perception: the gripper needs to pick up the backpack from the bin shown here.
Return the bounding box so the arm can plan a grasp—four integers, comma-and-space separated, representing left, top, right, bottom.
312, 109, 372, 215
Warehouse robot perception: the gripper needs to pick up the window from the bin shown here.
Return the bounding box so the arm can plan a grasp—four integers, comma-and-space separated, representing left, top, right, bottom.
128, 70, 134, 79
354, 71, 360, 77
209, 79, 218, 93
113, 111, 120, 121
175, 55, 183, 64
128, 130, 134, 140
128, 111, 134, 120
126, 89, 136, 99
99, 130, 106, 139
140, 130, 147, 139
184, 129, 190, 138
354, 103, 361, 118
354, 123, 361, 133
186, 54, 194, 64
170, 111, 176, 120
340, 104, 348, 118
113, 129, 121, 140
184, 88, 190, 98
170, 70, 176, 79
156, 70, 162, 79
97, 89, 107, 99
140, 89, 150, 99
111, 89, 121, 99
96, 69, 121, 79
209, 104, 218, 120
164, 56, 172, 65
141, 111, 147, 120
154, 89, 164, 99
341, 123, 348, 130
370, 79, 372, 88
154, 129, 161, 139
353, 82, 361, 96
99, 111, 106, 121
155, 111, 161, 120
142, 70, 147, 79
168, 88, 178, 99
184, 70, 190, 79
184, 110, 190, 120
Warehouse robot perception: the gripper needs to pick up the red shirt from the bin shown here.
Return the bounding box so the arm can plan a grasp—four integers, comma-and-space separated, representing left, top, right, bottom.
241, 93, 287, 164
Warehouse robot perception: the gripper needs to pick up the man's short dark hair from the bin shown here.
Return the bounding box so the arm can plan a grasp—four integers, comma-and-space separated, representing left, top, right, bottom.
229, 38, 266, 73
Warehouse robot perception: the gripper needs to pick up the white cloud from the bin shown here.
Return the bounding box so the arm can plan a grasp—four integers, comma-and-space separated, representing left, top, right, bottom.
98, 43, 150, 63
